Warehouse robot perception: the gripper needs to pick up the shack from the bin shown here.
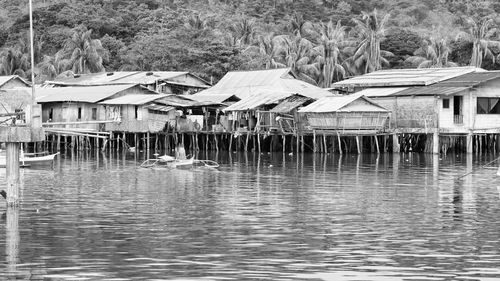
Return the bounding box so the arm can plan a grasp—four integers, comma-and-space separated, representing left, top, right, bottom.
185, 93, 240, 132
299, 95, 390, 133
268, 94, 315, 133
36, 84, 159, 131
332, 68, 500, 153
45, 71, 211, 95
99, 94, 175, 133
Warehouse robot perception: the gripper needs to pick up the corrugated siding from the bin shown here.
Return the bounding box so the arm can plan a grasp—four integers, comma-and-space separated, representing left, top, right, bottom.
305, 112, 389, 130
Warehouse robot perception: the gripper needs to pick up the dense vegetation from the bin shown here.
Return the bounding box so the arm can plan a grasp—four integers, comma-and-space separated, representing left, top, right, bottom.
1, 0, 500, 86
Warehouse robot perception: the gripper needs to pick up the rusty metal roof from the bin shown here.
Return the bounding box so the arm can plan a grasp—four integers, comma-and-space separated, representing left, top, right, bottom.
144, 104, 175, 112
47, 71, 210, 87
197, 68, 332, 100
299, 95, 388, 113
270, 95, 311, 113
433, 71, 500, 87
332, 67, 483, 88
392, 86, 469, 96
36, 84, 148, 103
99, 94, 166, 105
223, 90, 292, 112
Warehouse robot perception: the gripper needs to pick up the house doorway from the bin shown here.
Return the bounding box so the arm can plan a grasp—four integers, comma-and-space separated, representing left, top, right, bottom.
453, 96, 463, 124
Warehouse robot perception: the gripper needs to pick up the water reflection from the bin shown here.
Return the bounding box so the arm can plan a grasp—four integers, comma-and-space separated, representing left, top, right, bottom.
0, 151, 499, 280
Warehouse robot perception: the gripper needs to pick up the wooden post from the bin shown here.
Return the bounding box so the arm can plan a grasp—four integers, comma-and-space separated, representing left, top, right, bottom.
392, 134, 400, 153
245, 132, 249, 152
282, 135, 286, 153
356, 136, 361, 154
301, 135, 304, 153
5, 143, 20, 206
323, 134, 327, 154
215, 133, 219, 152
313, 130, 317, 153
432, 130, 439, 154
146, 132, 150, 152
257, 133, 261, 153
374, 135, 380, 154
337, 133, 343, 155
295, 134, 299, 154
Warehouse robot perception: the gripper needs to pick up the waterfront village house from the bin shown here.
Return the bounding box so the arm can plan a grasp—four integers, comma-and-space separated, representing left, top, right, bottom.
99, 94, 177, 133
330, 67, 500, 153
36, 84, 159, 131
0, 75, 32, 124
197, 68, 333, 132
186, 93, 240, 131
267, 94, 316, 134
45, 71, 211, 95
298, 95, 390, 133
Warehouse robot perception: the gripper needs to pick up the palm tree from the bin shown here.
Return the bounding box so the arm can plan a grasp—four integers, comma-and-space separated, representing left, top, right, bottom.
311, 20, 353, 88
405, 36, 458, 68
349, 9, 392, 74
0, 47, 29, 77
288, 13, 313, 39
244, 34, 286, 69
229, 18, 257, 47
37, 51, 71, 80
277, 35, 317, 84
59, 26, 107, 74
457, 17, 500, 67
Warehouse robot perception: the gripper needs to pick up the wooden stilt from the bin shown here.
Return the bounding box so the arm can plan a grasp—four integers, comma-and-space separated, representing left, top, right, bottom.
356, 136, 361, 154
301, 135, 304, 153
313, 130, 317, 153
337, 133, 343, 155
392, 134, 400, 153
215, 133, 219, 152
282, 135, 286, 153
323, 134, 327, 154
229, 133, 233, 152
257, 133, 261, 153
374, 135, 380, 154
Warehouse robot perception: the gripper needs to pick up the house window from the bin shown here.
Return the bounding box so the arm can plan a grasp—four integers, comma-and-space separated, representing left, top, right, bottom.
135, 106, 139, 119
442, 98, 450, 109
91, 108, 97, 120
477, 98, 500, 114
78, 107, 82, 119
48, 108, 53, 120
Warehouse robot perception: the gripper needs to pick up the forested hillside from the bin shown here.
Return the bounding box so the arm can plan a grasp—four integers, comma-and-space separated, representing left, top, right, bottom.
0, 0, 499, 86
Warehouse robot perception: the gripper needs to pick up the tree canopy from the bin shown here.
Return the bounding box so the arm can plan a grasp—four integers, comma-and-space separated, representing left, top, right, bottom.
1, 0, 500, 84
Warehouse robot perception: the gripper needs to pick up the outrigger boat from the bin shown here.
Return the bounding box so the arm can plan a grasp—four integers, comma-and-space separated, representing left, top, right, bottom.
0, 151, 59, 168
140, 155, 219, 169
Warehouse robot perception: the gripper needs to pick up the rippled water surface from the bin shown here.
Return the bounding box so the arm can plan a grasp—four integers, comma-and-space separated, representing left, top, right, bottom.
0, 151, 499, 280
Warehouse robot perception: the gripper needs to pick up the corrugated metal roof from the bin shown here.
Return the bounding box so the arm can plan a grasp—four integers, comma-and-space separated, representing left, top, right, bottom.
197, 68, 333, 100
0, 75, 30, 87
299, 95, 388, 113
332, 67, 484, 88
355, 87, 408, 97
433, 71, 500, 87
393, 86, 469, 96
270, 95, 311, 113
223, 90, 292, 112
187, 93, 239, 103
99, 94, 165, 105
155, 95, 198, 107
47, 71, 207, 86
211, 68, 291, 90
144, 104, 175, 112
36, 84, 141, 103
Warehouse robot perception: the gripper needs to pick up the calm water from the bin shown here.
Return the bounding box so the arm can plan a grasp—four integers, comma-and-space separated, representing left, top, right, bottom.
0, 151, 499, 281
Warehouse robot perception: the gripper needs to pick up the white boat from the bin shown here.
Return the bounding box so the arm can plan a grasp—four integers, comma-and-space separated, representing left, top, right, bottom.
0, 151, 59, 168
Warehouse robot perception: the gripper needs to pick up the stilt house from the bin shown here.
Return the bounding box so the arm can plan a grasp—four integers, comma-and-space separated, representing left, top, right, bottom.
298, 95, 390, 134
36, 84, 159, 131
0, 75, 32, 125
